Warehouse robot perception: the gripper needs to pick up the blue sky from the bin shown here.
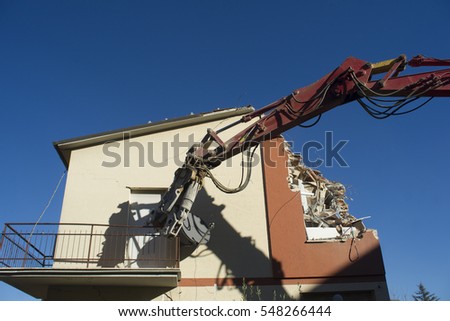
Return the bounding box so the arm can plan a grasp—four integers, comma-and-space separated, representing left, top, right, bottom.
0, 0, 449, 300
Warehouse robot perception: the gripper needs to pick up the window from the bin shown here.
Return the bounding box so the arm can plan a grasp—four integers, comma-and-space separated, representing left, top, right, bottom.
125, 188, 178, 268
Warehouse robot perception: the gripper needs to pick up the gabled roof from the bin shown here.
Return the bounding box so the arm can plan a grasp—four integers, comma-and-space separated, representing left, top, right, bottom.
53, 106, 254, 168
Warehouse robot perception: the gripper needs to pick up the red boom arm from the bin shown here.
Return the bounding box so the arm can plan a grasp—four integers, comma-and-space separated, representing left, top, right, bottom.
194, 55, 450, 167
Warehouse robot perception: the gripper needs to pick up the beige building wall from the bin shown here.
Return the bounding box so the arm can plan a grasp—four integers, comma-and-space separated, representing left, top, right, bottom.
57, 115, 272, 285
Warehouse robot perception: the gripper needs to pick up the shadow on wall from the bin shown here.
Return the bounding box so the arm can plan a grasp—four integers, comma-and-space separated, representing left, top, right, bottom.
98, 188, 289, 300
97, 201, 175, 269
97, 202, 129, 267
184, 187, 289, 300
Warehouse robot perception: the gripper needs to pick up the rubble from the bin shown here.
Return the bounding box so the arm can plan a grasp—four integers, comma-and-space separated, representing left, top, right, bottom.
284, 141, 366, 241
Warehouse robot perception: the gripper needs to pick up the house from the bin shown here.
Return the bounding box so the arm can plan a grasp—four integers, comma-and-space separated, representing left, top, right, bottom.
0, 107, 389, 300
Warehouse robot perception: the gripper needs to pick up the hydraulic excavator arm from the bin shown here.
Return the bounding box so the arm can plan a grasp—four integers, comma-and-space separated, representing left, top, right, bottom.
148, 54, 450, 244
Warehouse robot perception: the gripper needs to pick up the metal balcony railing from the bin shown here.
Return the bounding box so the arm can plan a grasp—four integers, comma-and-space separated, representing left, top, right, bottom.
0, 223, 180, 269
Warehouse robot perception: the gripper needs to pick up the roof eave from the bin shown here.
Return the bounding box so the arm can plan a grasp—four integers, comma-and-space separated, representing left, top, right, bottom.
53, 106, 255, 168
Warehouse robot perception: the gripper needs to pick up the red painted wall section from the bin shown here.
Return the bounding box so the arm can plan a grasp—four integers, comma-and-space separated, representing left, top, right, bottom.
261, 138, 386, 280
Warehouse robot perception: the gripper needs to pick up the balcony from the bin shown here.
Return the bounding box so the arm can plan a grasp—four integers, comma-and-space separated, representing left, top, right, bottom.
0, 223, 181, 300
